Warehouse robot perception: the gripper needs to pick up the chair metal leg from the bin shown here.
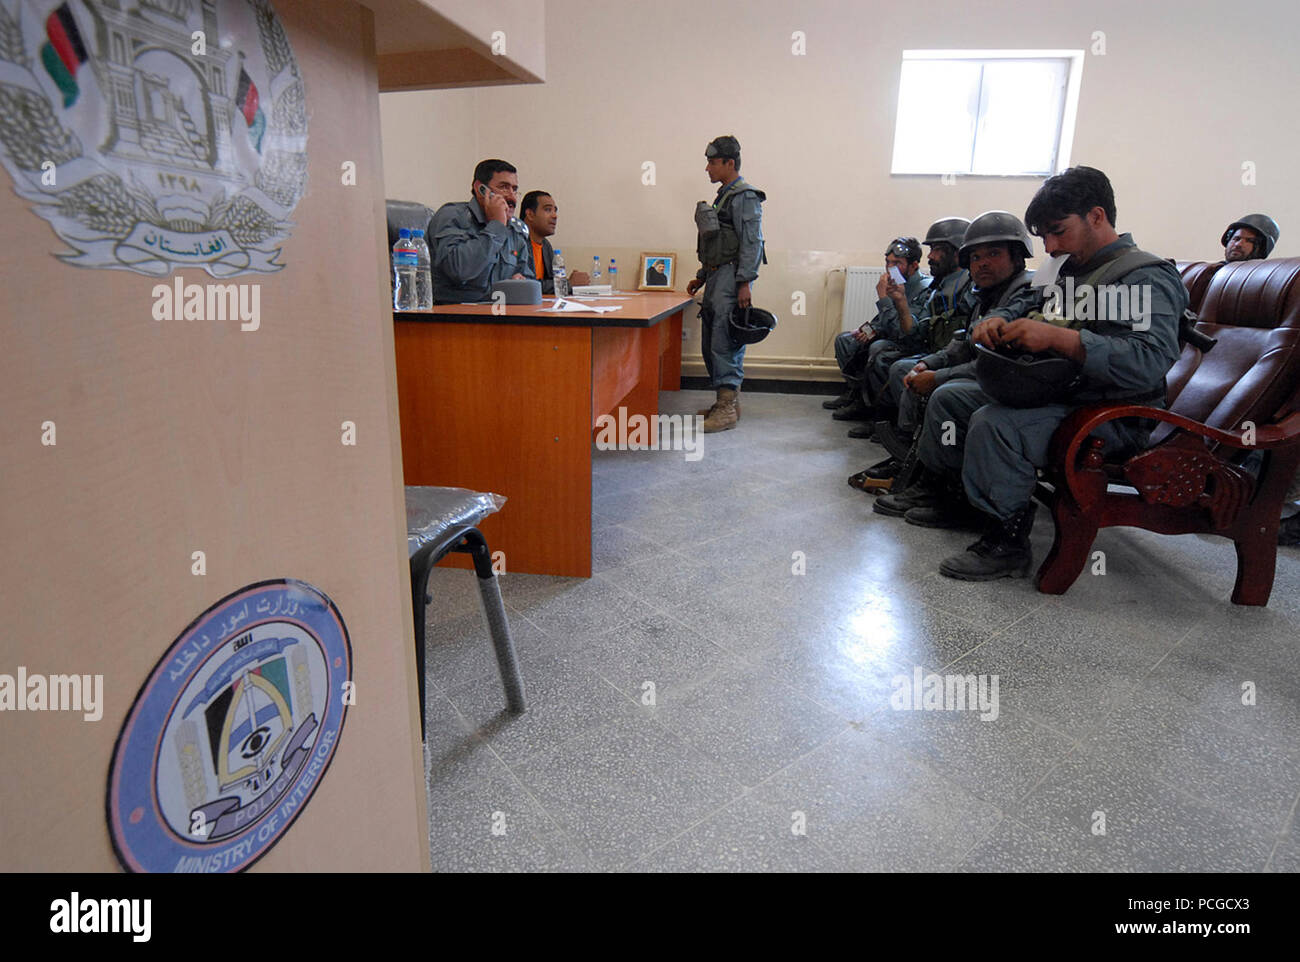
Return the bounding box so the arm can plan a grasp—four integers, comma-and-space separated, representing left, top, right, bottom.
410, 555, 434, 739
458, 528, 526, 714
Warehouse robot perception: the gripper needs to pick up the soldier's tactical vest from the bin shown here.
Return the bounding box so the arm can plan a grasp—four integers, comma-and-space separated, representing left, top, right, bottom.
929, 270, 1032, 353
696, 178, 767, 270
924, 271, 973, 353
1037, 247, 1168, 332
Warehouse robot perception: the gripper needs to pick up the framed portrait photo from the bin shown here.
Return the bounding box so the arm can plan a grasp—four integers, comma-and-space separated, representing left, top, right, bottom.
638, 252, 676, 291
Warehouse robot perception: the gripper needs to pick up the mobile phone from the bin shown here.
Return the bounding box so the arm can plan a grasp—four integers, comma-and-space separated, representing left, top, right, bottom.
477, 184, 490, 198
888, 266, 905, 285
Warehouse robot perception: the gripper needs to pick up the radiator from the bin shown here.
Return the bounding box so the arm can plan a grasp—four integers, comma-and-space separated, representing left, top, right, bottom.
842, 266, 885, 331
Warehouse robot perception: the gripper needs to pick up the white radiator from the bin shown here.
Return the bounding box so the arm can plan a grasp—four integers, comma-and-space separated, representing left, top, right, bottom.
842, 266, 885, 332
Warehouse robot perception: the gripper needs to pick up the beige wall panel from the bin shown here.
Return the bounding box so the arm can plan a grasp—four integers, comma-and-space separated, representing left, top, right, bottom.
380, 0, 1300, 376
1, 0, 428, 871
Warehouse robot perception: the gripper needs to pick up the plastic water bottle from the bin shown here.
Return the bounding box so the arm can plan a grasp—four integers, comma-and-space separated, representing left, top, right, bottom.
411, 228, 432, 309
608, 258, 618, 290
591, 255, 602, 285
552, 248, 568, 298
392, 228, 418, 311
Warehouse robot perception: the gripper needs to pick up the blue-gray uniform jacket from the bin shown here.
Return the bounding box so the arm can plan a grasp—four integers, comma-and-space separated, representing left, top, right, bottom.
695, 178, 765, 284
1044, 233, 1186, 403
919, 270, 1042, 385
914, 268, 970, 349
869, 269, 934, 352
429, 199, 535, 303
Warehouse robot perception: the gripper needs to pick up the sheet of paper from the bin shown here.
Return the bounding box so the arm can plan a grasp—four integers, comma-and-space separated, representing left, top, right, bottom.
1031, 253, 1069, 289
539, 298, 623, 314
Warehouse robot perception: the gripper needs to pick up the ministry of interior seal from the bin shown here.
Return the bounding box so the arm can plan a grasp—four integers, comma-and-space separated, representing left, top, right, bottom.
107, 580, 351, 873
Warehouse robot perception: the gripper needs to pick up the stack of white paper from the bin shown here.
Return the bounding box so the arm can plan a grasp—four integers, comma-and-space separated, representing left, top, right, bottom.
540, 298, 623, 314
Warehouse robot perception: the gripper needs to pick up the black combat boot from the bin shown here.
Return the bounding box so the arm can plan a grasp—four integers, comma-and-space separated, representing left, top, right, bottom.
904, 478, 986, 530
873, 465, 946, 517
938, 503, 1038, 580
822, 383, 856, 409
832, 397, 873, 421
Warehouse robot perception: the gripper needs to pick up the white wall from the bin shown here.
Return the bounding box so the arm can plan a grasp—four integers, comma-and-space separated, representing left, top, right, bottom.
380, 0, 1300, 377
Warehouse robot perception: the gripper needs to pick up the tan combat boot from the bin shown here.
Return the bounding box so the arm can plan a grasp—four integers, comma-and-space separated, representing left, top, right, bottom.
702, 387, 740, 432
697, 393, 741, 419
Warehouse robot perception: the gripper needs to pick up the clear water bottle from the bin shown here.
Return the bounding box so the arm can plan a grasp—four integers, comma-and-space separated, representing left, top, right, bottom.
392, 228, 418, 311
591, 255, 602, 285
552, 248, 568, 298
411, 228, 433, 309
608, 258, 618, 290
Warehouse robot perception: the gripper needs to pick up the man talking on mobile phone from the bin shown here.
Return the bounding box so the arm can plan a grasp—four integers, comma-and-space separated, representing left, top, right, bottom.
429, 158, 535, 303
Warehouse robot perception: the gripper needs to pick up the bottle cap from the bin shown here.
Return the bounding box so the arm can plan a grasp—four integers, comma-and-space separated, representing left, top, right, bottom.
413, 229, 424, 237
399, 228, 410, 237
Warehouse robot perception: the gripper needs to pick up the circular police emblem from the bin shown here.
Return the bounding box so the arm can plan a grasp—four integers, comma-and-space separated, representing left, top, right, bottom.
108, 580, 350, 873
0, 0, 307, 276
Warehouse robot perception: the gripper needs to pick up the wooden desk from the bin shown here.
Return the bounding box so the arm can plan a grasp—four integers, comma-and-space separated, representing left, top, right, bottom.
394, 292, 692, 576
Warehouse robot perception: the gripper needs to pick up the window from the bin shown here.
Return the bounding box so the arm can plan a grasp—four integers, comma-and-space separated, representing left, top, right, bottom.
890, 49, 1084, 178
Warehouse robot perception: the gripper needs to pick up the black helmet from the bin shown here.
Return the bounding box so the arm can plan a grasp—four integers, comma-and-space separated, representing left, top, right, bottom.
959, 211, 1034, 268
729, 305, 777, 344
1221, 214, 1280, 259
974, 342, 1081, 408
924, 217, 971, 251
706, 135, 741, 161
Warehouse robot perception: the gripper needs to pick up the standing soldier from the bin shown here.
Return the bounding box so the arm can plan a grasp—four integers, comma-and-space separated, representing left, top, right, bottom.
687, 135, 766, 433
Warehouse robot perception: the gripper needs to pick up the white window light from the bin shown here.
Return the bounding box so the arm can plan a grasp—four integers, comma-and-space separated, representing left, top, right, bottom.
890, 49, 1085, 178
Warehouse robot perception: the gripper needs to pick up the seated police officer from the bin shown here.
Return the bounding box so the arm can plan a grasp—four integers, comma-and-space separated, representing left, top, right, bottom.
898, 167, 1187, 580
429, 158, 535, 303
828, 238, 933, 439
1222, 213, 1280, 263
849, 218, 972, 488
871, 212, 1039, 512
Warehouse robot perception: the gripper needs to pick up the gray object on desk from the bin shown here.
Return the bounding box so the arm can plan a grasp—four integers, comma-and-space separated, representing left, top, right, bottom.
490, 278, 543, 305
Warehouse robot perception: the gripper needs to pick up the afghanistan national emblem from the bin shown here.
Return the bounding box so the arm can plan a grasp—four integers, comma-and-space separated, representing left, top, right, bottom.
108, 580, 350, 872
0, 0, 307, 276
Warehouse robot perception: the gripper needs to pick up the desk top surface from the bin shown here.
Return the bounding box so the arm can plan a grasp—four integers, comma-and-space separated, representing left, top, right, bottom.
395, 291, 695, 328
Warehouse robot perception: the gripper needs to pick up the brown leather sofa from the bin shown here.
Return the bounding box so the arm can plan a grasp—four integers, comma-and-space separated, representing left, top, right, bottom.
1036, 257, 1300, 605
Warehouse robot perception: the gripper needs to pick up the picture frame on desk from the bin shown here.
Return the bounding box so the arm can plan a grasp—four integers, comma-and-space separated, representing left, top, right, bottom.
638, 252, 676, 291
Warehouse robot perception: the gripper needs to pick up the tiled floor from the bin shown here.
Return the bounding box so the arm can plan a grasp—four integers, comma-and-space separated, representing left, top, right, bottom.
419, 390, 1300, 872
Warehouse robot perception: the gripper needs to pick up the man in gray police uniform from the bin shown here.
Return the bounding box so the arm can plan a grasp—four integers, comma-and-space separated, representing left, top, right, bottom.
429, 158, 535, 304
871, 212, 1038, 506
921, 167, 1186, 580
687, 135, 765, 433
1222, 213, 1280, 263
1217, 213, 1299, 544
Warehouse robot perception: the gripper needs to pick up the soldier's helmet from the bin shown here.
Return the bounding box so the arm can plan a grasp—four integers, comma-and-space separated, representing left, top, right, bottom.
924, 217, 971, 251
974, 342, 1082, 408
705, 136, 741, 160
1221, 214, 1280, 259
959, 211, 1034, 268
728, 305, 778, 344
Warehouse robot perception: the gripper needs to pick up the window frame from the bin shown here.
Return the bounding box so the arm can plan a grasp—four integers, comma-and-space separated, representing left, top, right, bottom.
890, 48, 1086, 179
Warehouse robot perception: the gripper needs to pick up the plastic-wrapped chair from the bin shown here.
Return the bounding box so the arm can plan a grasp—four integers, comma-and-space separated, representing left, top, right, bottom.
406, 487, 525, 736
